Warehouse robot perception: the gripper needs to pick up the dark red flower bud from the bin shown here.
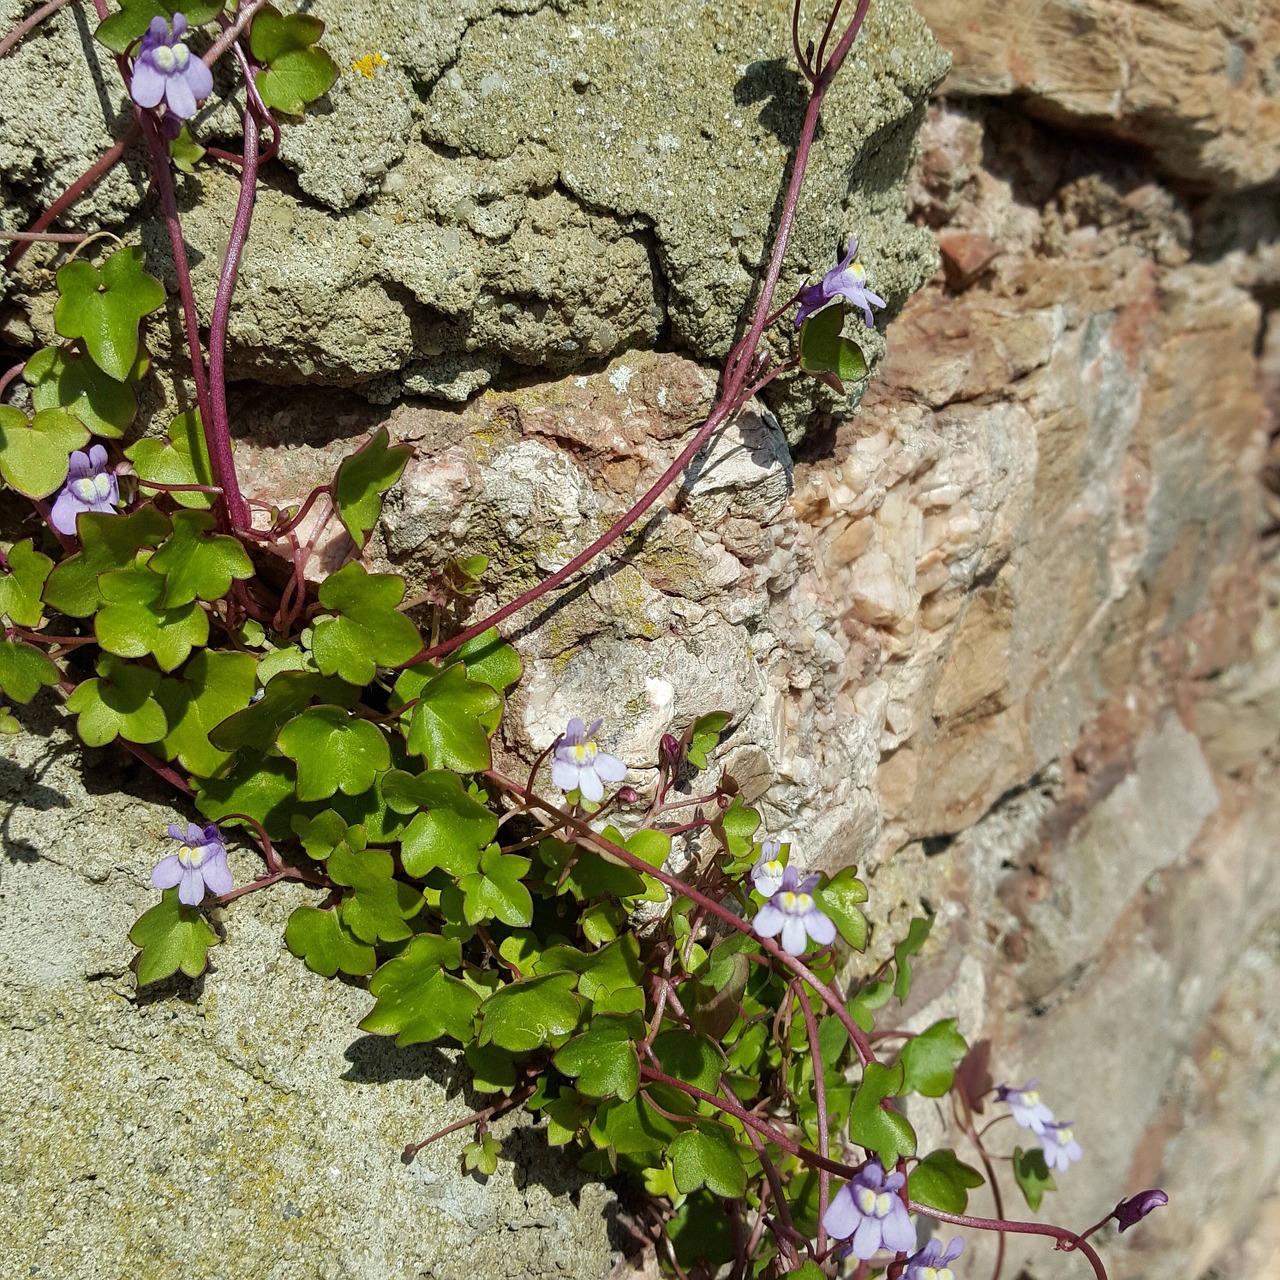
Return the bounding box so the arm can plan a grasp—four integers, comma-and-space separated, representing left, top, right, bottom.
660, 734, 681, 766
1112, 1189, 1168, 1233
617, 786, 639, 804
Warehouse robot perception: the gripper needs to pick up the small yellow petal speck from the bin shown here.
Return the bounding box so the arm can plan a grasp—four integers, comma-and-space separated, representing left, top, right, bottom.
351, 52, 389, 79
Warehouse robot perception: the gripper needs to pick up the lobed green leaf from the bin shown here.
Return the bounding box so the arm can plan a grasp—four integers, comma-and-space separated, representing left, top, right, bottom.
54, 248, 164, 381
284, 904, 376, 977
333, 426, 411, 549
125, 411, 216, 510
156, 649, 257, 776
25, 345, 139, 438
64, 654, 166, 745
149, 510, 253, 605
0, 404, 89, 498
0, 541, 53, 628
907, 1148, 984, 1215
130, 889, 218, 985
277, 705, 391, 802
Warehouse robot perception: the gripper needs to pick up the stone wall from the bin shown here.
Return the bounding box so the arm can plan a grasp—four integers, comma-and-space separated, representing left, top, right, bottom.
2, 0, 1279, 1277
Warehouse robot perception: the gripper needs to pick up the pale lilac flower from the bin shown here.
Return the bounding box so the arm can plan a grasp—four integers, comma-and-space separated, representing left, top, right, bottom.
130, 14, 214, 120
795, 236, 887, 329
995, 1080, 1055, 1136
551, 717, 626, 803
1113, 1189, 1168, 1233
1040, 1120, 1083, 1173
152, 822, 232, 905
822, 1159, 916, 1260
904, 1236, 963, 1280
49, 445, 119, 535
752, 864, 836, 957
750, 839, 786, 897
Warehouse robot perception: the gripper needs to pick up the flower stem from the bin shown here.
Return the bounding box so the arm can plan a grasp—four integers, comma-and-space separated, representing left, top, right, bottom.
0, 0, 75, 60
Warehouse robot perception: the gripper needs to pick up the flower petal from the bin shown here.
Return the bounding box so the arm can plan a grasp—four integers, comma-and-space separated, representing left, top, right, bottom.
578, 767, 604, 803
593, 752, 627, 782
151, 854, 184, 889
780, 914, 808, 956
752, 903, 785, 938
804, 908, 836, 946
881, 1201, 917, 1253
200, 854, 233, 896
821, 1185, 859, 1241
165, 72, 199, 120
177, 866, 205, 905
184, 56, 213, 103
48, 488, 83, 537
551, 759, 579, 792
130, 60, 166, 108
850, 1214, 883, 1261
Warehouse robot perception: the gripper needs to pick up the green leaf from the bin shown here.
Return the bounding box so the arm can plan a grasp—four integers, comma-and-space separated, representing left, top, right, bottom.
684, 711, 731, 770
462, 1134, 502, 1177
96, 0, 225, 52
250, 3, 339, 115
896, 1018, 968, 1098
125, 411, 216, 510
208, 669, 357, 752
0, 541, 53, 627
553, 1016, 641, 1101
64, 654, 166, 745
310, 563, 422, 685
148, 511, 253, 605
714, 795, 760, 859
332, 427, 411, 549
42, 507, 170, 616
0, 707, 21, 735
894, 917, 933, 1003
652, 1030, 727, 1093
130, 889, 218, 985
667, 1190, 735, 1269
405, 662, 501, 773
54, 248, 165, 381
786, 1265, 826, 1280
537, 837, 647, 903
169, 123, 206, 174
479, 973, 582, 1053
0, 639, 60, 704
390, 770, 498, 877
95, 560, 209, 672
284, 905, 376, 977
24, 346, 138, 438
1012, 1147, 1055, 1211
591, 1087, 692, 1156
907, 1149, 984, 1215
291, 809, 358, 860
849, 977, 894, 1034
848, 1061, 916, 1167
329, 843, 423, 944
669, 1125, 747, 1198
813, 866, 869, 952
452, 627, 522, 693
464, 1042, 517, 1094
798, 302, 868, 392
359, 934, 478, 1047
194, 753, 298, 839
276, 705, 391, 802
156, 649, 258, 776
0, 404, 89, 498
459, 845, 533, 927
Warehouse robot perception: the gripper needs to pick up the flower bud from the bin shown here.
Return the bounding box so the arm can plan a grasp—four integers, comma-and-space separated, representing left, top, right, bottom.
659, 733, 681, 767
617, 786, 639, 804
1112, 1189, 1168, 1233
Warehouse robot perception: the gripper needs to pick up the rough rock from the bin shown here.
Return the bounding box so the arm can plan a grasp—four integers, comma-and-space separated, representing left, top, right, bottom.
913, 0, 1280, 192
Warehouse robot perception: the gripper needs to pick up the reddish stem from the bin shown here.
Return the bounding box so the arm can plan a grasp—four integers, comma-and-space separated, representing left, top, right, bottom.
797, 984, 831, 1252
0, 0, 75, 60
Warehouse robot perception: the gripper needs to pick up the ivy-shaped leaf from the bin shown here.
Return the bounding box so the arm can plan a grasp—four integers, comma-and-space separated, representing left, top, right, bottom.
359, 934, 479, 1046
405, 662, 501, 773
813, 866, 869, 952
459, 845, 533, 927
125, 411, 216, 510
0, 639, 60, 704
148, 510, 253, 605
478, 973, 582, 1053
0, 541, 53, 627
156, 649, 258, 777
169, 123, 206, 174
907, 1149, 984, 1215
329, 842, 423, 944
332, 426, 411, 549
683, 711, 731, 770
208, 669, 358, 753
849, 977, 894, 1034
591, 1087, 692, 1157
652, 1029, 727, 1094
96, 0, 225, 52
0, 707, 21, 735
64, 654, 166, 745
95, 560, 209, 672
465, 1042, 517, 1095
250, 3, 339, 115
387, 769, 498, 878
713, 794, 760, 861
553, 1016, 641, 1101
798, 302, 868, 394
54, 248, 165, 381
25, 346, 139, 438
451, 627, 522, 694
42, 507, 171, 617
536, 837, 647, 903
276, 705, 391, 802
291, 809, 359, 860
1012, 1146, 1056, 1211
284, 904, 376, 977
0, 404, 89, 498
310, 562, 422, 685
668, 1190, 736, 1270
669, 1124, 747, 1198
194, 753, 298, 839
130, 889, 218, 985
462, 1134, 502, 1177
896, 1018, 968, 1098
894, 916, 933, 1003
848, 1061, 916, 1168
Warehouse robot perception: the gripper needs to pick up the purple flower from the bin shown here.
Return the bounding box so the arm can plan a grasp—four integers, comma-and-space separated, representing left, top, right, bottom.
1112, 1189, 1168, 1233
995, 1080, 1055, 1136
795, 236, 887, 329
822, 1159, 916, 1260
551, 717, 627, 803
750, 839, 786, 897
1040, 1120, 1083, 1173
904, 1236, 963, 1280
130, 14, 214, 120
49, 445, 119, 535
152, 822, 232, 905
752, 864, 836, 956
